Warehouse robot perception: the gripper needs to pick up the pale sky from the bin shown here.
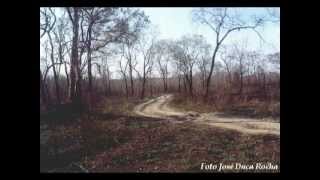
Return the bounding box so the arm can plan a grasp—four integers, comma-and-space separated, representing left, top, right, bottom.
140, 7, 280, 53
40, 7, 280, 79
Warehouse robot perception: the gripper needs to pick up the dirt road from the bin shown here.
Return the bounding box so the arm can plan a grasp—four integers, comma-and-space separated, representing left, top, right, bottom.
134, 94, 280, 136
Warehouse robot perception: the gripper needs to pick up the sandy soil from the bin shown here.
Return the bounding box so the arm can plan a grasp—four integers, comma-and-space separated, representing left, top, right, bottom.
134, 94, 280, 136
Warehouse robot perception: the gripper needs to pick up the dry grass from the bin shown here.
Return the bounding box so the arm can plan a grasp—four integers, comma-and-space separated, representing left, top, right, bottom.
170, 94, 280, 119
170, 95, 215, 113
81, 117, 279, 172
40, 95, 280, 173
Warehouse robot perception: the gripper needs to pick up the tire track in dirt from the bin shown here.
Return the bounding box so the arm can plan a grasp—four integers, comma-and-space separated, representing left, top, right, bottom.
134, 94, 280, 136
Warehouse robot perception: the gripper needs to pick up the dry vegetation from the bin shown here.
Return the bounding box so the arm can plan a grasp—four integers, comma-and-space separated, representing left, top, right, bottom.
40, 7, 280, 173
40, 98, 279, 172
171, 93, 280, 120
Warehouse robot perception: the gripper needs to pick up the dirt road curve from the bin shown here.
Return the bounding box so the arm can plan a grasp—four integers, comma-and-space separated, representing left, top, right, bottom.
134, 94, 280, 136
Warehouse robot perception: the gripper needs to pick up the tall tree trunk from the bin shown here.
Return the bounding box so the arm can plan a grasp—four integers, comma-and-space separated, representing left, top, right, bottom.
40, 69, 48, 107
205, 46, 219, 99
124, 76, 128, 99
107, 67, 111, 95
141, 66, 146, 99
183, 76, 187, 93
58, 38, 69, 101
86, 24, 93, 110
128, 58, 134, 97
87, 24, 93, 94
189, 69, 193, 97
149, 80, 153, 97
262, 72, 267, 100
178, 75, 181, 93
141, 78, 146, 99
239, 71, 243, 95
68, 8, 82, 107
64, 61, 70, 99
165, 75, 168, 92
162, 76, 166, 93
48, 33, 61, 104
239, 59, 244, 95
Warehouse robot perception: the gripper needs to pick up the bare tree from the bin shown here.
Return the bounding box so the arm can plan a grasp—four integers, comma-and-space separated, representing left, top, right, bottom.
192, 8, 265, 99
67, 7, 82, 107
40, 69, 48, 107
137, 31, 157, 99
196, 40, 212, 91
219, 46, 234, 88
172, 59, 183, 93
52, 12, 71, 101
154, 40, 171, 93
40, 8, 56, 39
80, 8, 118, 96
42, 8, 63, 105
96, 49, 115, 96
121, 38, 138, 97
171, 35, 210, 96
267, 52, 280, 71
40, 8, 56, 108
47, 29, 61, 104
119, 58, 129, 98
81, 8, 149, 99
232, 44, 247, 95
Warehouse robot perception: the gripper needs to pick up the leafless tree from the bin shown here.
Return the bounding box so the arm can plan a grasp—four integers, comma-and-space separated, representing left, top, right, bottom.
47, 29, 61, 104
171, 35, 210, 96
40, 7, 279, 114
40, 8, 56, 107
154, 40, 171, 93
95, 46, 117, 96
67, 7, 82, 106
232, 44, 247, 95
80, 8, 118, 96
267, 52, 280, 71
119, 57, 129, 98
196, 40, 212, 91
220, 47, 234, 87
41, 8, 63, 105
192, 8, 265, 99
137, 30, 157, 99
121, 38, 139, 97
40, 8, 56, 38
52, 13, 71, 101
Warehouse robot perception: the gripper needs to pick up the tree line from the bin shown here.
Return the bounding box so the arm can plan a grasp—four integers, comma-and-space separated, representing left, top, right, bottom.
40, 7, 280, 112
